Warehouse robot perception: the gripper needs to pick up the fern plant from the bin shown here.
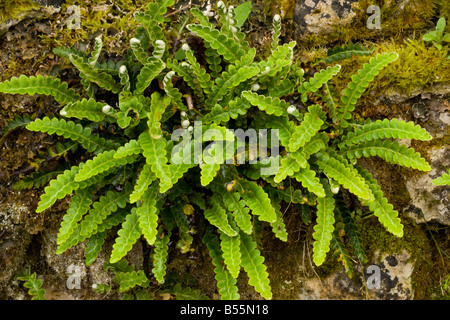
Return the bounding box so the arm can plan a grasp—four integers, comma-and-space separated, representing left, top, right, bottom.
1, 1, 433, 299
422, 17, 450, 59
16, 270, 46, 300
432, 169, 450, 186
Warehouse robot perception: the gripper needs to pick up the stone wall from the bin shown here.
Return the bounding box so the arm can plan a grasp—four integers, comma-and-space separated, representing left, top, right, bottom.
0, 0, 448, 300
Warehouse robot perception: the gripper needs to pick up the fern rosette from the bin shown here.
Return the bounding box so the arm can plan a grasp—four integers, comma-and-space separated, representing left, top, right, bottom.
0, 0, 433, 300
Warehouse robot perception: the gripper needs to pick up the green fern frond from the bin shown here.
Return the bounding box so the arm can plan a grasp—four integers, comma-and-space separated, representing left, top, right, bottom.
114, 270, 149, 292
146, 0, 174, 23
291, 132, 328, 163
274, 156, 303, 183
288, 104, 326, 152
118, 65, 131, 92
298, 65, 341, 102
0, 75, 81, 104
53, 46, 88, 61
139, 131, 173, 193
202, 227, 240, 300
205, 195, 238, 237
202, 98, 251, 125
292, 163, 326, 197
322, 81, 339, 123
338, 52, 399, 127
239, 231, 272, 300
79, 186, 131, 238
152, 227, 171, 284
222, 191, 253, 235
268, 78, 296, 98
35, 166, 80, 213
129, 36, 151, 64
16, 270, 46, 300
115, 95, 141, 129
206, 65, 260, 108
85, 231, 106, 266
56, 210, 127, 254
316, 151, 374, 201
1, 114, 32, 143
262, 41, 296, 77
57, 186, 94, 245
339, 118, 432, 147
432, 170, 450, 186
129, 164, 156, 203
263, 115, 296, 148
341, 139, 431, 171
88, 36, 103, 66
60, 98, 107, 122
74, 149, 137, 182
79, 73, 95, 98
330, 235, 354, 278
134, 57, 165, 95
13, 170, 63, 191
134, 12, 165, 44
26, 117, 113, 153
241, 90, 292, 117
200, 161, 221, 187
320, 42, 374, 64
269, 196, 288, 242
163, 71, 187, 111
171, 202, 194, 253
184, 49, 214, 96
69, 54, 121, 94
97, 60, 124, 75
240, 180, 277, 223
110, 210, 142, 263
147, 91, 170, 139
167, 58, 204, 99
356, 166, 404, 237
187, 24, 245, 63
114, 140, 142, 159
136, 182, 160, 245
219, 229, 242, 278
312, 180, 336, 266
341, 208, 368, 263
169, 140, 196, 185
271, 15, 282, 51
267, 186, 306, 204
